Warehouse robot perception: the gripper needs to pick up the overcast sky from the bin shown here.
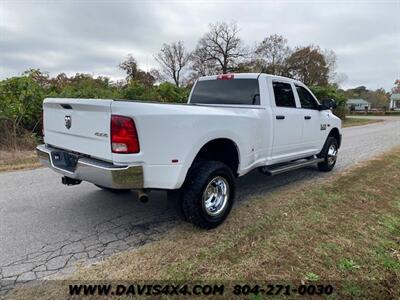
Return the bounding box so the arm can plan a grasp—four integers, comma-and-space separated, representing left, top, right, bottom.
1, 0, 399, 90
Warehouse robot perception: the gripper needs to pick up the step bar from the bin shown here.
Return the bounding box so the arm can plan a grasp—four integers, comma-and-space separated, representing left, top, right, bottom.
260, 157, 324, 176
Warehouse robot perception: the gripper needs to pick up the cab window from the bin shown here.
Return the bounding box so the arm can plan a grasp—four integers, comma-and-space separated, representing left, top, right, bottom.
296, 85, 319, 109
272, 82, 296, 108
191, 79, 260, 105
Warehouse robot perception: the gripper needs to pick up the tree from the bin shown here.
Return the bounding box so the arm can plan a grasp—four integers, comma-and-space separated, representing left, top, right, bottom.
155, 41, 190, 87
53, 73, 120, 99
156, 82, 189, 103
349, 86, 368, 97
195, 21, 247, 74
392, 79, 400, 94
310, 85, 347, 119
121, 80, 157, 101
22, 69, 50, 89
255, 34, 290, 75
365, 88, 389, 108
0, 76, 44, 150
344, 85, 390, 109
119, 54, 140, 80
189, 46, 217, 78
323, 49, 338, 83
118, 54, 155, 86
286, 46, 330, 86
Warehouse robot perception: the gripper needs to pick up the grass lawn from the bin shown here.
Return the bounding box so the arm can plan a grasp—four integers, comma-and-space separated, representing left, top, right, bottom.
342, 117, 384, 128
8, 148, 400, 299
0, 150, 41, 172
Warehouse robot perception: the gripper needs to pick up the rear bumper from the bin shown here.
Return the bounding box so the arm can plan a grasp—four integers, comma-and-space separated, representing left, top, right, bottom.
36, 144, 143, 189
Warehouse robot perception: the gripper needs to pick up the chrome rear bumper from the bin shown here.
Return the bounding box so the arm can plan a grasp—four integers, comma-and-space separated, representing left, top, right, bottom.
36, 144, 143, 189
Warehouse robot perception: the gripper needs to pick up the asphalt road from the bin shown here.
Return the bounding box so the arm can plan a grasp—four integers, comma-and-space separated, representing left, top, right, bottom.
1, 116, 399, 291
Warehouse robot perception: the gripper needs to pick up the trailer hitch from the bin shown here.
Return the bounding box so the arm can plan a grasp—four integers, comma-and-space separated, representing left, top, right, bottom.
62, 176, 82, 186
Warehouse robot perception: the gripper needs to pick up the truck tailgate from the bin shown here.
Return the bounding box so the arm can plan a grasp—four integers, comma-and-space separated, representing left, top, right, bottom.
43, 98, 113, 161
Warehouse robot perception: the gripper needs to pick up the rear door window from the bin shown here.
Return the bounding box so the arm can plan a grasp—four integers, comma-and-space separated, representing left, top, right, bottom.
272, 82, 296, 108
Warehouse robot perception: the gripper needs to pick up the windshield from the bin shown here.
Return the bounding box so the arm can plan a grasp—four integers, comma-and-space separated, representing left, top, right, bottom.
190, 79, 260, 105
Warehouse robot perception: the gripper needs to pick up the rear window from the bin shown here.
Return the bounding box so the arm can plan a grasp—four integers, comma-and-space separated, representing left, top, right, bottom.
190, 79, 260, 105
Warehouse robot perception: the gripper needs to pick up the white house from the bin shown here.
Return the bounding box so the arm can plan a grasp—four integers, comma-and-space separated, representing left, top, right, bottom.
389, 94, 400, 110
347, 98, 371, 111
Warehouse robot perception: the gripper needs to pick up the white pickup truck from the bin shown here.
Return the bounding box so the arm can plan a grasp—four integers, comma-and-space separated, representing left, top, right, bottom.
37, 73, 341, 229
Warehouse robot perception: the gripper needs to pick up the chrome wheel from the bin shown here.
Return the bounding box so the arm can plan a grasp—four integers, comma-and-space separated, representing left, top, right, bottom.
202, 176, 229, 217
327, 144, 338, 166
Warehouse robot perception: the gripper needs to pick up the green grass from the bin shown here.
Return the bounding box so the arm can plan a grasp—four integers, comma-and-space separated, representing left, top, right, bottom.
342, 117, 383, 128
338, 259, 361, 272
305, 272, 320, 282
349, 111, 400, 117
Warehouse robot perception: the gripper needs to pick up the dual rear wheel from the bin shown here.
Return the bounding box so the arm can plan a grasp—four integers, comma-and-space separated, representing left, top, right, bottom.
169, 161, 235, 229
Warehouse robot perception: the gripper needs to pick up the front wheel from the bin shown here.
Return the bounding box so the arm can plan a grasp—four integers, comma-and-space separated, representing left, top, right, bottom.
181, 161, 235, 229
317, 137, 338, 172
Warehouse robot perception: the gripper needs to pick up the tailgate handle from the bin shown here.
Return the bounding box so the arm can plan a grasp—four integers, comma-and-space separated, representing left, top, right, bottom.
60, 104, 72, 109
276, 115, 285, 120
304, 116, 311, 120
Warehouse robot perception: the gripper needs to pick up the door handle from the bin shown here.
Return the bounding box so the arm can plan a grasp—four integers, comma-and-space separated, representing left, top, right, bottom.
276, 115, 285, 120
304, 116, 311, 120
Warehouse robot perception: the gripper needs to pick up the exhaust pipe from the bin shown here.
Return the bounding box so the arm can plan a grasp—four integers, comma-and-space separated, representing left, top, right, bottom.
137, 190, 149, 203
62, 176, 82, 186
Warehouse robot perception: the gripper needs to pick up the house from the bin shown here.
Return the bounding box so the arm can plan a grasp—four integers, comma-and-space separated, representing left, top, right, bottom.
347, 98, 371, 111
389, 94, 400, 110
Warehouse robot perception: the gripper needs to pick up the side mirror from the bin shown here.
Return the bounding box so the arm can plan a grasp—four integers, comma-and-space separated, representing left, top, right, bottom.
320, 98, 337, 110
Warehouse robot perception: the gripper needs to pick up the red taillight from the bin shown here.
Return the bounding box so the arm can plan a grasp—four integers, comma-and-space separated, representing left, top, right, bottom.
111, 115, 140, 154
217, 73, 234, 80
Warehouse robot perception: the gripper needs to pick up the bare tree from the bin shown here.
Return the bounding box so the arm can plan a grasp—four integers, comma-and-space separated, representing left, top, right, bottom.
190, 46, 217, 77
255, 34, 291, 75
155, 41, 190, 87
323, 49, 338, 83
196, 21, 247, 74
333, 72, 348, 86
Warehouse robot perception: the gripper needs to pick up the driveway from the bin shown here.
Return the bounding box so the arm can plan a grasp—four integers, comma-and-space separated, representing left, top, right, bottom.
1, 116, 400, 291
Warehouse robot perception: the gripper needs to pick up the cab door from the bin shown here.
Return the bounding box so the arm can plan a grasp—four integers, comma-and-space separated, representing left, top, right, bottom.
294, 84, 324, 153
270, 81, 304, 162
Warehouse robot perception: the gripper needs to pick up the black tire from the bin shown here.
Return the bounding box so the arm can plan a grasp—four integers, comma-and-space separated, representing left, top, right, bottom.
94, 184, 131, 193
181, 161, 235, 229
317, 137, 338, 172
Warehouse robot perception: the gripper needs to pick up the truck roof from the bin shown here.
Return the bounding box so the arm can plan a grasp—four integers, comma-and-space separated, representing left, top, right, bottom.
198, 73, 302, 85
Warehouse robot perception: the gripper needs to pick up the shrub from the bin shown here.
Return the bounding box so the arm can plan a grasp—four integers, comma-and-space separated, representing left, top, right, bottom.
310, 85, 347, 120
0, 76, 44, 150
156, 82, 189, 103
